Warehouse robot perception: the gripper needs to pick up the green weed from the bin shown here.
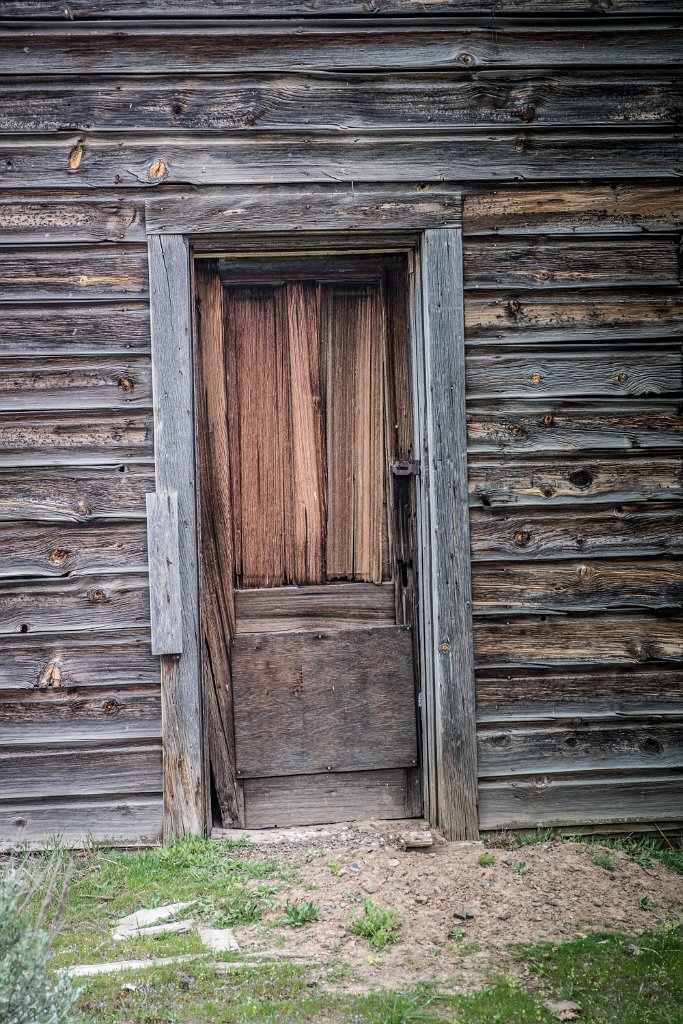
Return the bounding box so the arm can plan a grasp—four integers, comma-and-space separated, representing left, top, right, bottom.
350, 899, 401, 951
478, 853, 495, 867
513, 860, 530, 876
592, 850, 616, 872
279, 899, 319, 927
329, 860, 341, 875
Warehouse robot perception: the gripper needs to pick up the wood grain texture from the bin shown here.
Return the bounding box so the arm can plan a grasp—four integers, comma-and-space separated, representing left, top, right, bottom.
472, 559, 683, 614
478, 772, 683, 830
476, 666, 683, 722
0, 521, 147, 576
421, 227, 478, 840
0, 194, 146, 243
194, 262, 244, 828
0, 303, 150, 357
0, 412, 152, 466
467, 402, 683, 455
0, 246, 148, 300
4, 21, 682, 74
2, 0, 681, 14
466, 347, 682, 400
3, 132, 680, 189
464, 184, 683, 235
470, 503, 683, 561
0, 465, 152, 523
466, 287, 683, 343
468, 456, 683, 509
243, 768, 414, 829
146, 491, 183, 656
148, 233, 205, 838
0, 743, 162, 800
7, 72, 681, 133
0, 687, 161, 745
0, 575, 150, 637
464, 237, 680, 289
0, 629, 158, 691
478, 722, 683, 777
0, 795, 162, 847
0, 356, 152, 412
232, 626, 417, 777
473, 613, 683, 668
147, 184, 460, 234
234, 582, 395, 633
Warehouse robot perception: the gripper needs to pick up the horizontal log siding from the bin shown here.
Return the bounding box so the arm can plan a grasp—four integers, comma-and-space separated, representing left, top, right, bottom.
463, 185, 683, 832
0, 11, 680, 843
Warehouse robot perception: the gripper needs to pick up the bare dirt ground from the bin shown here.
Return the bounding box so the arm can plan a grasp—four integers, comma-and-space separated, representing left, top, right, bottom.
222, 821, 683, 993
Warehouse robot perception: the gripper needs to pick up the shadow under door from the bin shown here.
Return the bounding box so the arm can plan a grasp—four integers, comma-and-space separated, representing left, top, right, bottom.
194, 254, 421, 829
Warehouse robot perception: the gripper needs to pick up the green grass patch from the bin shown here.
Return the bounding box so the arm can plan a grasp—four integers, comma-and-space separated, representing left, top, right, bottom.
570, 835, 683, 876
478, 853, 495, 867
278, 898, 319, 928
349, 899, 401, 951
592, 850, 616, 872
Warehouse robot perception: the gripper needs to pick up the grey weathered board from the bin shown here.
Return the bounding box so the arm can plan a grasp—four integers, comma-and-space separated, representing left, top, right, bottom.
1, 796, 163, 846
3, 1, 681, 13
243, 768, 419, 830
145, 491, 183, 656
234, 582, 395, 633
231, 625, 418, 779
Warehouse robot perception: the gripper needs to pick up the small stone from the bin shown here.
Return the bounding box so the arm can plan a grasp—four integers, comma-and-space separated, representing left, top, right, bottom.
198, 927, 239, 953
544, 999, 581, 1020
361, 876, 380, 894
496, 909, 511, 920
455, 906, 474, 921
387, 858, 400, 867
415, 895, 428, 904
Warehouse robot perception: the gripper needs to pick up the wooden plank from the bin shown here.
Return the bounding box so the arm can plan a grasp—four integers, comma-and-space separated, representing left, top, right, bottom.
467, 402, 683, 456
0, 411, 153, 466
148, 233, 205, 838
3, 132, 680, 189
470, 503, 683, 561
146, 491, 182, 656
234, 582, 396, 633
476, 666, 683, 722
3, 21, 682, 74
473, 612, 683, 668
0, 246, 148, 301
0, 629, 158, 691
466, 287, 683, 343
478, 722, 683, 777
464, 237, 680, 289
0, 743, 162, 800
0, 194, 146, 243
232, 626, 417, 778
0, 688, 161, 745
0, 356, 152, 412
472, 558, 683, 614
421, 227, 478, 840
5, 72, 682, 133
0, 465, 152, 523
0, 521, 147, 577
148, 184, 460, 234
194, 261, 244, 828
3, 1, 681, 14
0, 302, 150, 357
243, 768, 412, 829
469, 456, 683, 508
464, 184, 683, 235
466, 347, 682, 399
0, 575, 150, 637
0, 795, 162, 847
478, 772, 683, 830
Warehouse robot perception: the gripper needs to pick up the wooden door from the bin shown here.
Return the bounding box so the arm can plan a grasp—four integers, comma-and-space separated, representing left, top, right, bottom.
195, 255, 420, 829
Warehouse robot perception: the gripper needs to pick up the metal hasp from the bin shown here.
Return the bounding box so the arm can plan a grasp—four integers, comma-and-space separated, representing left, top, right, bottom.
391, 459, 420, 477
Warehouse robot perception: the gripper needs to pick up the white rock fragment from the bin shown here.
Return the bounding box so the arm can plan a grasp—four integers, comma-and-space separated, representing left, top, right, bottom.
198, 927, 240, 952
62, 954, 201, 978
111, 901, 195, 940
398, 830, 433, 849
112, 919, 195, 942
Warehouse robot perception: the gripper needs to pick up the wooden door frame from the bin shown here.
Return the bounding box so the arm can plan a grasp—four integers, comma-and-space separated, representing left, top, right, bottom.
145, 183, 478, 841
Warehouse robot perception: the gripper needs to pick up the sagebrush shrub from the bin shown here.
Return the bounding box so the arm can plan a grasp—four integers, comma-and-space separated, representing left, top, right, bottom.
0, 867, 76, 1024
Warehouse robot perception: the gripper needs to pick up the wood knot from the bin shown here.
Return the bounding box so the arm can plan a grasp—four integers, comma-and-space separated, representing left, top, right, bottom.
568, 469, 593, 489
148, 159, 167, 182
520, 105, 536, 123
491, 733, 510, 747
511, 425, 527, 439
578, 564, 592, 578
458, 51, 474, 65
13, 817, 27, 828
541, 486, 555, 498
614, 372, 628, 384
76, 502, 91, 518
532, 775, 549, 789
68, 141, 84, 171
513, 530, 530, 547
103, 698, 120, 715
440, 641, 450, 653
640, 737, 661, 755
529, 372, 542, 385
506, 297, 522, 317
514, 138, 527, 153
36, 659, 62, 689
89, 588, 106, 603
118, 376, 134, 393
49, 548, 69, 566
542, 413, 554, 426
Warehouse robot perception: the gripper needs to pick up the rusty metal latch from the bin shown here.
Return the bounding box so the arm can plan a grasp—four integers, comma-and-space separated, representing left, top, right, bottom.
391, 459, 420, 477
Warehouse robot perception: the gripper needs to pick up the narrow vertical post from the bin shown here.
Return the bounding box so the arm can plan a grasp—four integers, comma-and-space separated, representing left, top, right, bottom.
420, 227, 478, 840
148, 233, 206, 839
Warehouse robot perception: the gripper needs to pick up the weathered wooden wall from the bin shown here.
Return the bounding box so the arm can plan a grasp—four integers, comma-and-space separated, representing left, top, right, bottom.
0, 4, 681, 843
